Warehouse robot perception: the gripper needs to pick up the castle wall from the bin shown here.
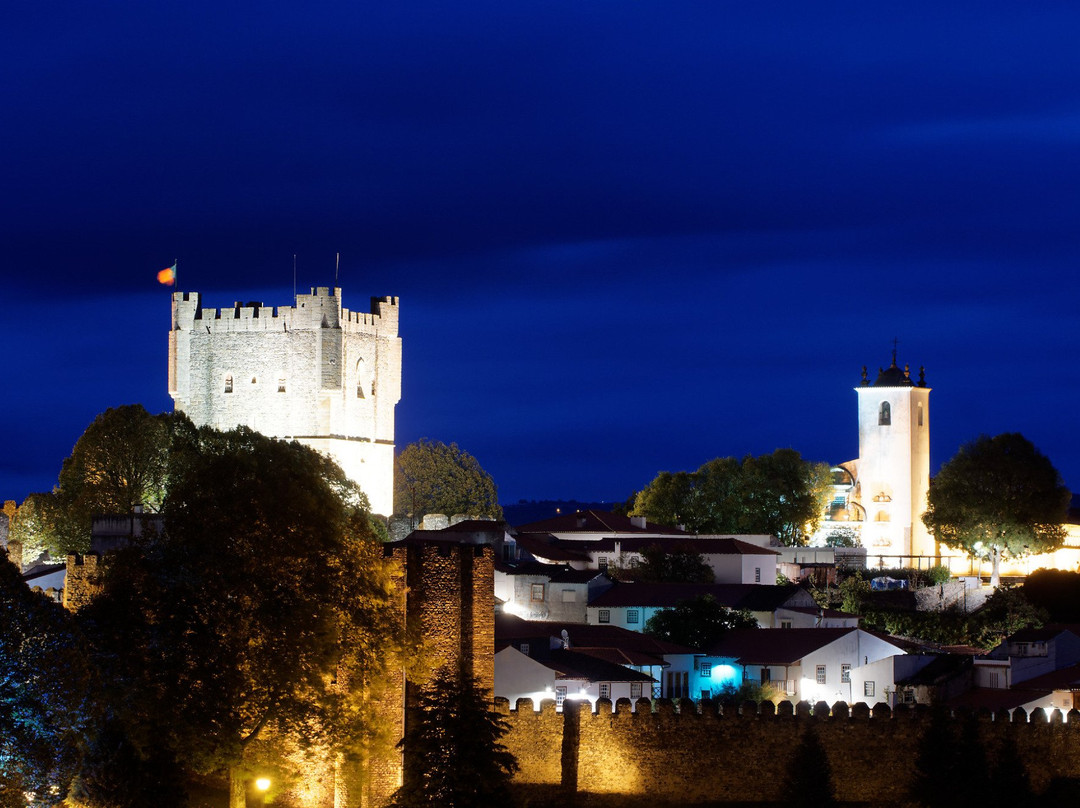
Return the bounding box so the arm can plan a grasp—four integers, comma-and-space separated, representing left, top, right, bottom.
169, 288, 401, 515
502, 698, 1080, 803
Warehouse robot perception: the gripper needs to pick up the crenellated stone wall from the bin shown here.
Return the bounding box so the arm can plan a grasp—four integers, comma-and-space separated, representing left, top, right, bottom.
499, 697, 1080, 803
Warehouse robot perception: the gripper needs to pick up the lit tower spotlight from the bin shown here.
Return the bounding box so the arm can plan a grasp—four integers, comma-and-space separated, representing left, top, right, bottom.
855, 348, 933, 566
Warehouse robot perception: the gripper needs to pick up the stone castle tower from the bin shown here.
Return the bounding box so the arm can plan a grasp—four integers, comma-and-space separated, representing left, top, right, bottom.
856, 352, 933, 560
169, 287, 401, 515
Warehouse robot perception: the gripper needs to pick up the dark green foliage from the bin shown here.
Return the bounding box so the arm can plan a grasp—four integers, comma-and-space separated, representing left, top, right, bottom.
0, 555, 96, 805
391, 668, 518, 808
923, 433, 1070, 585
780, 726, 835, 808
620, 543, 714, 583
631, 449, 832, 545
394, 438, 502, 520
1020, 568, 1080, 622
82, 425, 405, 805
72, 721, 187, 808
643, 595, 757, 650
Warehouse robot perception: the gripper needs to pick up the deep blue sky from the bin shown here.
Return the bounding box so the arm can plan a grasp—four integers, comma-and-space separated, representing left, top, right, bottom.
3, 3, 1080, 507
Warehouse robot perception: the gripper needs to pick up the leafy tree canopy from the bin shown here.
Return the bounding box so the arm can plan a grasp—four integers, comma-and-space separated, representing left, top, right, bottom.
82, 425, 407, 808
631, 449, 832, 544
0, 555, 96, 806
19, 406, 193, 555
643, 595, 758, 650
394, 438, 502, 520
391, 668, 518, 808
923, 433, 1070, 586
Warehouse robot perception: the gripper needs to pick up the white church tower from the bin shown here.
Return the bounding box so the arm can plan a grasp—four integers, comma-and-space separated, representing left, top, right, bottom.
169, 287, 401, 516
855, 350, 933, 562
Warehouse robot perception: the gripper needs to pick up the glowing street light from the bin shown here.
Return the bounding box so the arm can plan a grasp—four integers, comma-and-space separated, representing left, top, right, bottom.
255, 777, 271, 793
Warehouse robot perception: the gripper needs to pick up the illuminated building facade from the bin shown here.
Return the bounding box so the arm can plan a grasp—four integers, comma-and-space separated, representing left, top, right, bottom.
169, 287, 401, 515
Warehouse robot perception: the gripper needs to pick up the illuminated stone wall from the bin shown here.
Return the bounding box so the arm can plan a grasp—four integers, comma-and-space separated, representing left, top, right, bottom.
503, 699, 1080, 802
169, 288, 401, 515
63, 553, 109, 611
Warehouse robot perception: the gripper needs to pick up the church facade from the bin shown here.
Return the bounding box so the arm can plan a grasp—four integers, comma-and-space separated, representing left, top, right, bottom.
169, 287, 401, 515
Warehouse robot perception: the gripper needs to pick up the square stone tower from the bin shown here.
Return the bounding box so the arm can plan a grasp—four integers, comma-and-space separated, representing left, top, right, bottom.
169, 287, 401, 515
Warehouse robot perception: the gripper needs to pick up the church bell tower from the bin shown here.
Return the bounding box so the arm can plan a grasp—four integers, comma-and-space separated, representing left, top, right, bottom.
855, 349, 932, 562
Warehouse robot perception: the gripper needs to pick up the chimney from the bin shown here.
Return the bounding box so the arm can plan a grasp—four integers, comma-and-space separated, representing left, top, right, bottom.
630, 515, 646, 529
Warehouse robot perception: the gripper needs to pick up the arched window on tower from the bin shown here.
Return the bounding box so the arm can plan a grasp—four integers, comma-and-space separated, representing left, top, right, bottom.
879, 401, 891, 426
355, 358, 366, 398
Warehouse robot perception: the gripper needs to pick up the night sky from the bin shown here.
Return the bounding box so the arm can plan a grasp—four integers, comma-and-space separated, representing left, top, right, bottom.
4, 3, 1080, 508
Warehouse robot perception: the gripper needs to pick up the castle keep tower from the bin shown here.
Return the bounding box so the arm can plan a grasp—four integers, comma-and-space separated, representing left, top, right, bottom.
169, 287, 401, 515
856, 352, 932, 561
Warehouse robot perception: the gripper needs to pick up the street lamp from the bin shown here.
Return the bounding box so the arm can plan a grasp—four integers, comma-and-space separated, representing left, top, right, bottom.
255, 778, 271, 793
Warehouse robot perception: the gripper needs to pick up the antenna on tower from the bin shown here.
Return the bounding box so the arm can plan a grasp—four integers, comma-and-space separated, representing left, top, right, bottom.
292, 254, 297, 303
891, 337, 899, 366
335, 252, 340, 286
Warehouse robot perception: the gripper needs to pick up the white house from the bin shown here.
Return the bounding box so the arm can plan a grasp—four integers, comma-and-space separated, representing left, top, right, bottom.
494, 561, 613, 623
974, 627, 1080, 690
494, 645, 656, 711
708, 627, 908, 704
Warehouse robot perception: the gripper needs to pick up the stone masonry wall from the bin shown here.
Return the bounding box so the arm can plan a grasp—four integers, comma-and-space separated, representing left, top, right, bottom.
502, 698, 1080, 803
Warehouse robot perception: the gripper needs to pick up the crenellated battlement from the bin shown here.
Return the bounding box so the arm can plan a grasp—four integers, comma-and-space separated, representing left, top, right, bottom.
172, 288, 399, 336
498, 696, 1080, 803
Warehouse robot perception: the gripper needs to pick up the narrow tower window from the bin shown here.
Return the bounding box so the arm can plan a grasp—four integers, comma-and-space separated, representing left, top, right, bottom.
224, 375, 233, 394
918, 402, 924, 427
355, 357, 366, 398
878, 401, 891, 426
278, 378, 286, 393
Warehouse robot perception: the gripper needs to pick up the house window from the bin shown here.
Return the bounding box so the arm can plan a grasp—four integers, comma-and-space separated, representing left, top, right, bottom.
519, 643, 530, 656
224, 375, 233, 393
555, 686, 566, 708
561, 589, 576, 603
598, 557, 608, 569
277, 378, 286, 393
879, 401, 891, 425
989, 671, 1002, 688
816, 665, 827, 685
902, 689, 916, 705
530, 584, 545, 602
754, 567, 761, 583
864, 681, 875, 698
626, 609, 640, 625
630, 682, 642, 699
598, 609, 610, 624
841, 664, 851, 684
599, 683, 610, 699
760, 667, 771, 683
666, 671, 689, 698
700, 663, 712, 678
780, 620, 793, 629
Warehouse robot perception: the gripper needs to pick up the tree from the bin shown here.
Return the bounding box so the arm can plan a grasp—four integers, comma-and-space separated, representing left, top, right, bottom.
621, 543, 714, 583
83, 425, 406, 808
923, 433, 1070, 587
391, 668, 518, 808
44, 406, 191, 554
824, 526, 859, 547
630, 450, 832, 544
0, 555, 96, 806
643, 595, 757, 650
394, 439, 502, 520
7, 493, 63, 567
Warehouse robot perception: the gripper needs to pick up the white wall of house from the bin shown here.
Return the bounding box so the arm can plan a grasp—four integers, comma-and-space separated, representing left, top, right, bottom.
797, 631, 907, 705
773, 608, 859, 629
494, 647, 656, 711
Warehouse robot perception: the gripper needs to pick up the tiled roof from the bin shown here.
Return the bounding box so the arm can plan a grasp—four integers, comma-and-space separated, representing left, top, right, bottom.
894, 654, 973, 686
707, 627, 866, 662
494, 613, 697, 656
947, 687, 1050, 712
499, 561, 607, 584
515, 510, 686, 535
588, 582, 808, 611
546, 649, 657, 683
1012, 661, 1080, 691
578, 536, 779, 555
513, 533, 592, 562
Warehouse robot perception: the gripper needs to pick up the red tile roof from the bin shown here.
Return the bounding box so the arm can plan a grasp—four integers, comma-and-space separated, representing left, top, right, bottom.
707, 627, 870, 662
516, 510, 686, 535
